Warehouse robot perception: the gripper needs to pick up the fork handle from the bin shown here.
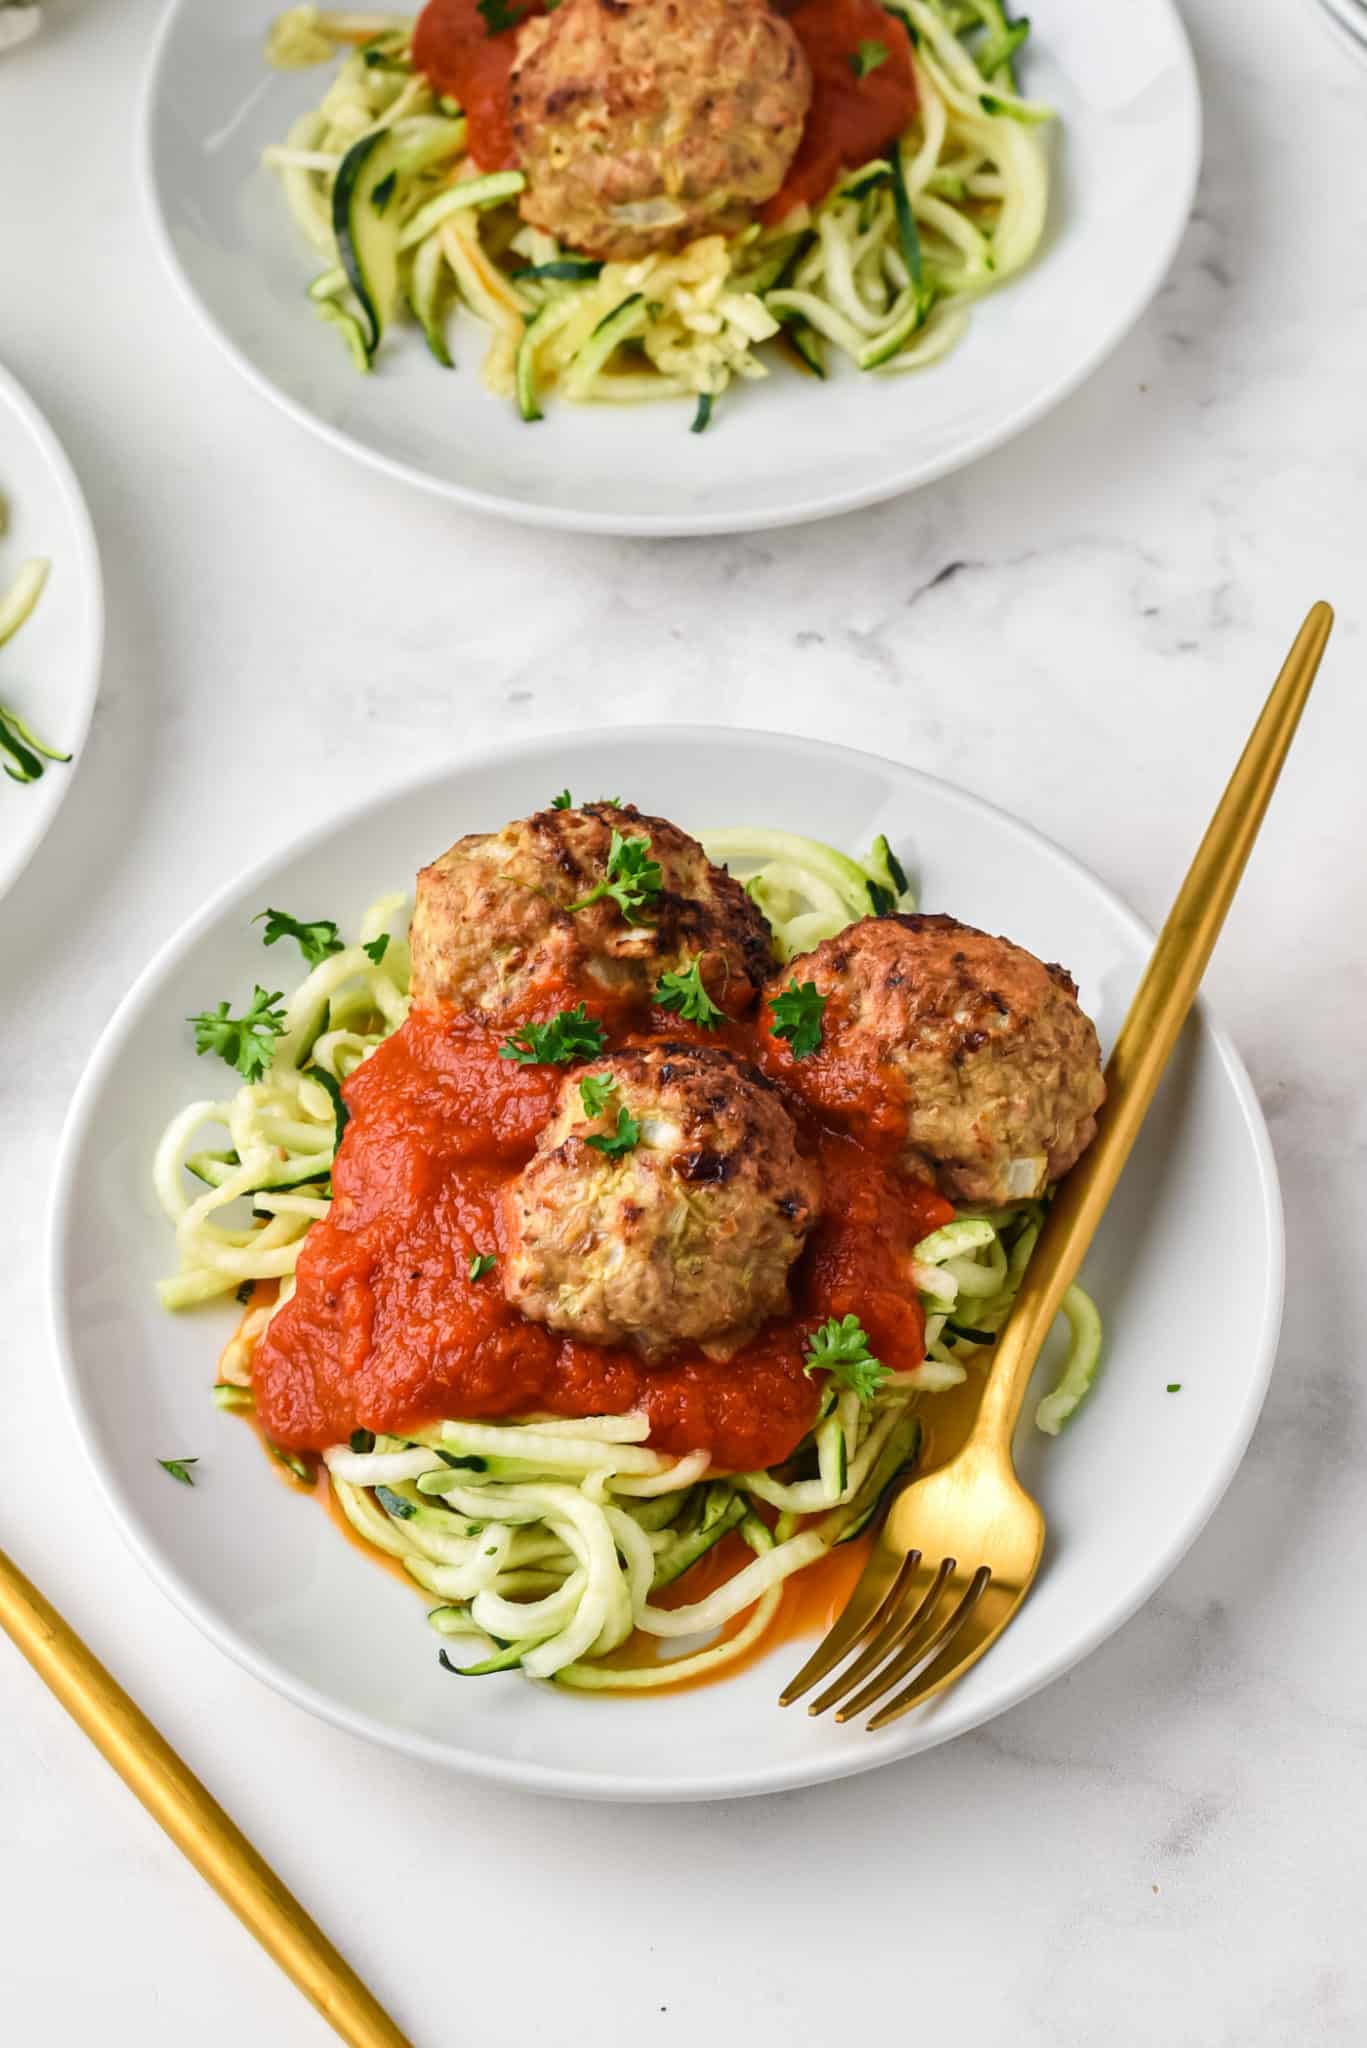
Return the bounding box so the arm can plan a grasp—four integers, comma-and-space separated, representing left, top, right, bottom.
974, 601, 1334, 1449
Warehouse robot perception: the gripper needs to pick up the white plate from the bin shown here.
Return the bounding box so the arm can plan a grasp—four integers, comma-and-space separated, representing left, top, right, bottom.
140, 0, 1201, 536
0, 364, 103, 904
50, 728, 1282, 1801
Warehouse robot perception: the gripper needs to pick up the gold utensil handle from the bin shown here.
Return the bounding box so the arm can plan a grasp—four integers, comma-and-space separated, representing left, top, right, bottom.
0, 1546, 413, 2048
977, 600, 1334, 1442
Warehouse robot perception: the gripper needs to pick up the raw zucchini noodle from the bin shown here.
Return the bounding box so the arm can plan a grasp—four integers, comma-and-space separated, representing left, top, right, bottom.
155, 832, 1101, 1690
0, 515, 67, 786
261, 1, 1053, 420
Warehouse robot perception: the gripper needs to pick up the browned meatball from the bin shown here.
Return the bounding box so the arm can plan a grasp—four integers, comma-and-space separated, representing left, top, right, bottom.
509, 0, 812, 260
409, 801, 772, 1018
763, 914, 1105, 1206
502, 1042, 821, 1358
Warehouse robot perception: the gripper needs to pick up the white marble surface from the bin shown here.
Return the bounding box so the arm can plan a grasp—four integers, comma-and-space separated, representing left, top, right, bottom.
3, 0, 1366, 2041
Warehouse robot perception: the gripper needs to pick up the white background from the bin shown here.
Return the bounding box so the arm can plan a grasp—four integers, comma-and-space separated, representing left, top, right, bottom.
3, 0, 1366, 2043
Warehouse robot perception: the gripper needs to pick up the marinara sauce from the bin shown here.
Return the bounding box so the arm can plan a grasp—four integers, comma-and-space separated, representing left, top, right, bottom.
252, 982, 953, 1470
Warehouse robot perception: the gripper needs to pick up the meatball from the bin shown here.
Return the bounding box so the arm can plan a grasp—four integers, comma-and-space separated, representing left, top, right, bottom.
502, 1042, 821, 1358
765, 914, 1105, 1206
410, 801, 772, 1018
509, 0, 812, 260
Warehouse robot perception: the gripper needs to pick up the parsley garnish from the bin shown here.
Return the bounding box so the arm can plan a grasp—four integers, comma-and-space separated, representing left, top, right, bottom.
691, 392, 714, 435
586, 1106, 641, 1158
189, 987, 287, 1082
551, 789, 573, 809
158, 1456, 199, 1487
850, 37, 889, 77
655, 955, 724, 1027
469, 1252, 497, 1282
363, 933, 390, 964
477, 0, 524, 31
498, 1002, 607, 1066
1166, 1382, 1182, 1393
802, 1315, 890, 1402
578, 1072, 617, 1118
566, 829, 663, 924
255, 908, 344, 968
770, 979, 827, 1058
349, 1429, 376, 1454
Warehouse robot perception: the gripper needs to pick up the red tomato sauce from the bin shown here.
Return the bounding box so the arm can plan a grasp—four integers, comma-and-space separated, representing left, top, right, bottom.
252, 985, 953, 1470
411, 0, 916, 209
766, 0, 918, 223
412, 0, 548, 169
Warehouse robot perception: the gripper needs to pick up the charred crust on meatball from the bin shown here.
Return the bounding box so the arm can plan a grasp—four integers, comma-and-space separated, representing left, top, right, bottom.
764, 912, 1105, 1207
409, 802, 774, 1016
501, 1039, 821, 1358
508, 0, 812, 261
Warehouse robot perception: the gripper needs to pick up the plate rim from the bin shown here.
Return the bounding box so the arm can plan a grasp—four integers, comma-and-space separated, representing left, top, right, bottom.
137, 0, 1204, 538
0, 359, 105, 903
47, 724, 1283, 1801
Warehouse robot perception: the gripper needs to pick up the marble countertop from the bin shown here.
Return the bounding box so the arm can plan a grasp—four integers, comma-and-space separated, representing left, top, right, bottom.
3, 0, 1365, 2041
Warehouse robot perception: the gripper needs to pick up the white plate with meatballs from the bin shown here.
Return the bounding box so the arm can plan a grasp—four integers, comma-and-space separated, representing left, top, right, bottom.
50, 727, 1281, 1801
140, 0, 1200, 535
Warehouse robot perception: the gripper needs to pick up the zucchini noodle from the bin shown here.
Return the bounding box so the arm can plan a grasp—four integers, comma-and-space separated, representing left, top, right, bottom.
154, 829, 1101, 1691
260, 1, 1053, 419
1, 512, 68, 786
153, 891, 410, 1310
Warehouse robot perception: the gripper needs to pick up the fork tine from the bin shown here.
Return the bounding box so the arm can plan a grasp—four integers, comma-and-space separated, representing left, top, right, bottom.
778, 1543, 913, 1708
834, 1566, 992, 1723
865, 1575, 1015, 1730
806, 1556, 954, 1718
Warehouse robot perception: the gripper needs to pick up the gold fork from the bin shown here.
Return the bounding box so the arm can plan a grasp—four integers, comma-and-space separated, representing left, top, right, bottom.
781, 601, 1334, 1732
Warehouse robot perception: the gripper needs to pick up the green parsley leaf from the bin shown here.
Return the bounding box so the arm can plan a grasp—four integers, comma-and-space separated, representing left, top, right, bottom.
586, 1106, 641, 1158
498, 1002, 607, 1066
802, 1315, 890, 1402
1166, 1382, 1182, 1393
566, 829, 663, 925
850, 37, 889, 77
363, 933, 390, 964
349, 1428, 376, 1454
469, 1252, 497, 1282
158, 1456, 198, 1487
654, 955, 724, 1027
477, 0, 524, 32
769, 979, 827, 1059
189, 987, 287, 1082
255, 907, 345, 968
691, 392, 714, 435
578, 1072, 617, 1118
550, 788, 573, 809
